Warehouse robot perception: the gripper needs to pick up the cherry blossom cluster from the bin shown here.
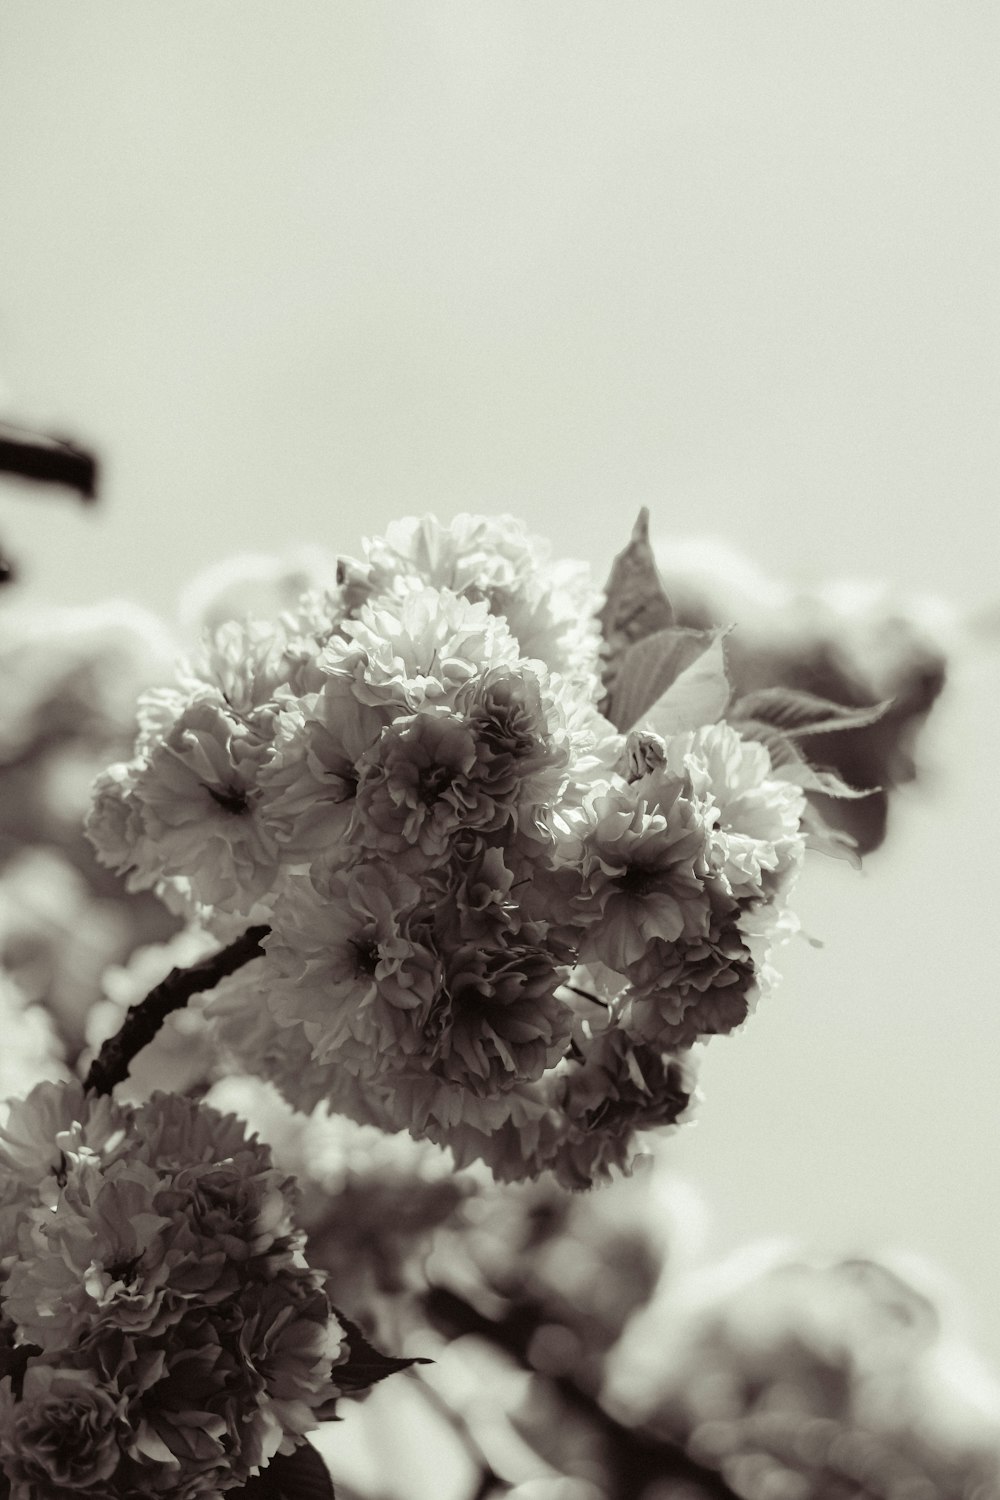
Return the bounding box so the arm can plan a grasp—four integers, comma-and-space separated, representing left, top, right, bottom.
0, 1081, 346, 1499
87, 514, 814, 1188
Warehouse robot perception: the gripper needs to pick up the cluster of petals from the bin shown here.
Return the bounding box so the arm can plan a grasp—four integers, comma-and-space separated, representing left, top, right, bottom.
87, 515, 810, 1186
0, 1081, 345, 1498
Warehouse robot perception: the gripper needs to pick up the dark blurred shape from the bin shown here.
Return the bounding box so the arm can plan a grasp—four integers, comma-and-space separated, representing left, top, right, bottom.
0, 417, 99, 586
729, 629, 945, 855
0, 420, 98, 500
421, 1176, 743, 1500
662, 560, 948, 856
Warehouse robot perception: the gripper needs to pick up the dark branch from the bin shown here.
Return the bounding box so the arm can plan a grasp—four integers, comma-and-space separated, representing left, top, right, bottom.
0, 422, 99, 500
422, 1284, 744, 1500
84, 925, 270, 1096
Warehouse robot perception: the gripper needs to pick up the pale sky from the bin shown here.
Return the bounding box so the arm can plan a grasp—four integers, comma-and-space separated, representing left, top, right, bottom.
1, 2, 999, 1367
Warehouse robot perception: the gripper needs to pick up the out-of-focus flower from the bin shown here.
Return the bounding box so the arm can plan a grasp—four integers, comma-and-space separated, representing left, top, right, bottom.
0, 600, 175, 772
606, 1247, 1000, 1500
0, 966, 68, 1116
0, 603, 181, 1056
177, 547, 340, 638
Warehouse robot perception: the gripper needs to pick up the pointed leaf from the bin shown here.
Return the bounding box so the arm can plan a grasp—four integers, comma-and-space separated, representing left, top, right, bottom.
731, 687, 894, 739
732, 718, 806, 770
642, 630, 733, 737
333, 1309, 432, 1395
598, 508, 674, 695
773, 760, 876, 800
800, 804, 863, 868
608, 626, 717, 731
235, 1442, 334, 1500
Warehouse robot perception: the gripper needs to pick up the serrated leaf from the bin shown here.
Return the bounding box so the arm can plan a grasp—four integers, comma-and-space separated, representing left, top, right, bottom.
642, 630, 733, 737
800, 804, 863, 868
598, 508, 674, 693
773, 760, 876, 800
732, 718, 806, 770
608, 626, 717, 731
731, 687, 894, 739
235, 1442, 334, 1500
333, 1309, 432, 1394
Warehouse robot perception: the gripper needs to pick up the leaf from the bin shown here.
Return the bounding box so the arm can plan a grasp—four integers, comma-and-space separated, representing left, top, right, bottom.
732, 718, 807, 770
598, 508, 674, 692
333, 1309, 432, 1395
800, 803, 863, 868
235, 1442, 334, 1500
642, 630, 733, 737
608, 626, 717, 731
773, 759, 877, 800
731, 687, 894, 739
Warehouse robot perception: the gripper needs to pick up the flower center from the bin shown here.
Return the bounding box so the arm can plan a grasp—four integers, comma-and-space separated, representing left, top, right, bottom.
418, 764, 454, 807
350, 936, 380, 977
105, 1255, 141, 1288
619, 863, 659, 899
206, 783, 249, 815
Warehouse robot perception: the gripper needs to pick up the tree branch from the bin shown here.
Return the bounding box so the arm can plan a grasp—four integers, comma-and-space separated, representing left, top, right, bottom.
84, 925, 270, 1096
422, 1284, 744, 1500
0, 423, 99, 500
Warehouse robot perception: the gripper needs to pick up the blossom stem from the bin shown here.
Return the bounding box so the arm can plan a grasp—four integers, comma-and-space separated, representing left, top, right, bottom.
83, 925, 270, 1096
565, 983, 608, 1008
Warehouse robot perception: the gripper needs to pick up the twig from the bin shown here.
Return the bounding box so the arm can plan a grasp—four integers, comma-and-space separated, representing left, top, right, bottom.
84, 925, 269, 1096
0, 422, 98, 500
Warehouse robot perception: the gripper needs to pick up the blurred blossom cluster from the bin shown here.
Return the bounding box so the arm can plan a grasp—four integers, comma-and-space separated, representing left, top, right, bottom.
0, 967, 68, 1114
296, 1154, 1000, 1500
323, 1164, 1000, 1500
86, 513, 838, 1186
605, 1246, 1000, 1500
0, 600, 180, 1056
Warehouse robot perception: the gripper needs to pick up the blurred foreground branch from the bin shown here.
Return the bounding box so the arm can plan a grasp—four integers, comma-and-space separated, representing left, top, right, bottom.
0, 421, 98, 500
423, 1284, 743, 1500
0, 419, 99, 583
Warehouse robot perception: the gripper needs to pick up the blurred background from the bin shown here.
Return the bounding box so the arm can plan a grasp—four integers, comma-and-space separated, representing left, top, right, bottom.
0, 0, 998, 1448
